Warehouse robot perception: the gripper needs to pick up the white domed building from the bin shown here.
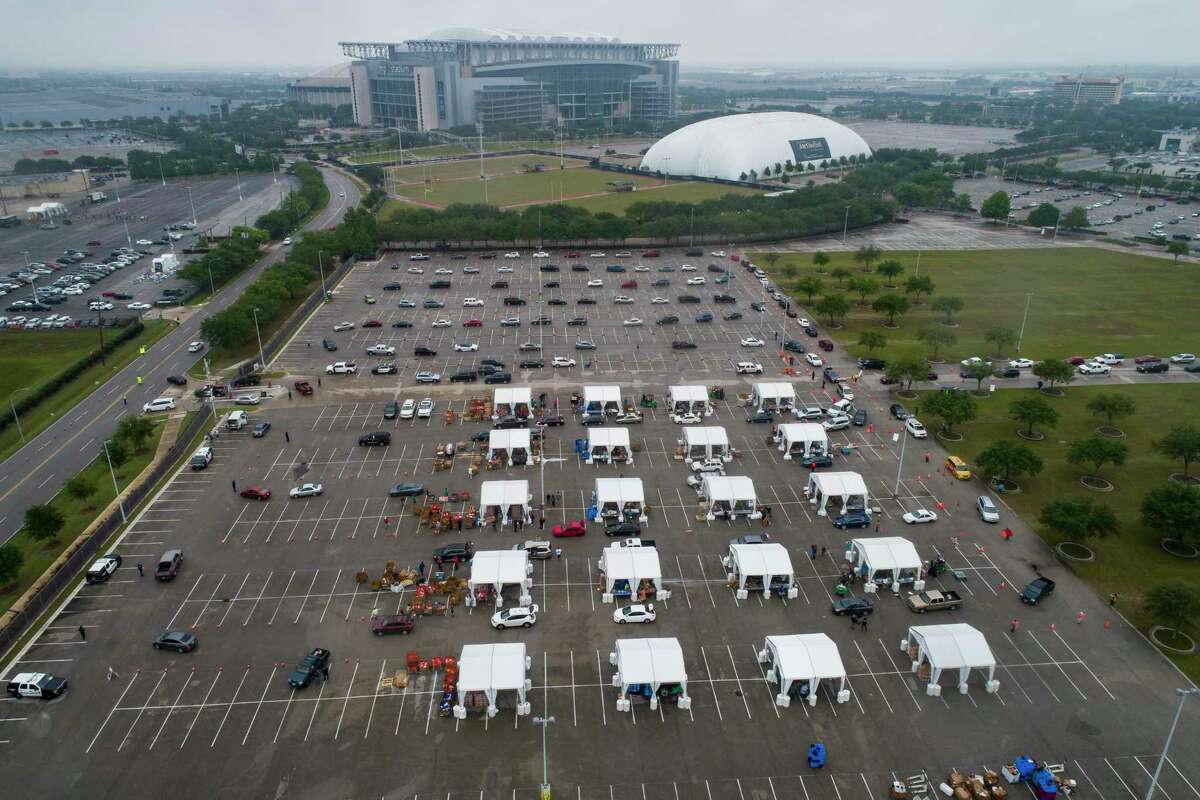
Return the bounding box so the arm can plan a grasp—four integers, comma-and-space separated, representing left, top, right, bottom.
641, 112, 872, 182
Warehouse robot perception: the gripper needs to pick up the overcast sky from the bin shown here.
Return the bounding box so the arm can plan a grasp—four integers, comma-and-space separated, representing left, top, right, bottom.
2, 0, 1197, 72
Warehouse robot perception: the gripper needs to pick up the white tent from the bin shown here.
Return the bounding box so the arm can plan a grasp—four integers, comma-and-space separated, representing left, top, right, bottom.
479, 480, 532, 527
683, 427, 731, 463
778, 423, 827, 460
724, 543, 797, 600
467, 549, 533, 607
583, 385, 623, 415
492, 387, 533, 418
609, 637, 692, 712
758, 634, 851, 707
848, 536, 925, 593
806, 471, 870, 517
599, 545, 666, 602
594, 477, 647, 522
668, 385, 712, 416
452, 643, 532, 719
699, 475, 758, 520
902, 624, 999, 697
586, 428, 633, 465
487, 429, 532, 465
750, 382, 796, 412
25, 202, 67, 219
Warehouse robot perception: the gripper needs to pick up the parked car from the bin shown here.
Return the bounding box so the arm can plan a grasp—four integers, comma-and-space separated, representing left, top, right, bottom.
288, 648, 332, 688
976, 495, 1000, 523
830, 596, 874, 617
155, 549, 183, 581
552, 520, 587, 538
833, 511, 872, 529
240, 486, 272, 501
153, 630, 198, 653
85, 553, 122, 584
389, 483, 425, 497
491, 605, 539, 629
613, 603, 657, 624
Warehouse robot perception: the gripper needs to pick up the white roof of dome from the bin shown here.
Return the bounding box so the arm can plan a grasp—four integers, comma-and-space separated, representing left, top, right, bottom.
640, 112, 872, 182
424, 27, 620, 43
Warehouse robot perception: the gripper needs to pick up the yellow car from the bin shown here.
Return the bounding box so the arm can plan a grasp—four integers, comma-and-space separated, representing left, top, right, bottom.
945, 456, 971, 480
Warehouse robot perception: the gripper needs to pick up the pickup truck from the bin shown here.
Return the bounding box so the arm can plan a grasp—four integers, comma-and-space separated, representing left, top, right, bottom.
905, 589, 963, 613
1021, 576, 1056, 605
613, 538, 656, 548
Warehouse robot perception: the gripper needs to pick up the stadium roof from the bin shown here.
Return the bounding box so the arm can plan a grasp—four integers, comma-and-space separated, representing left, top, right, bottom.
426, 27, 622, 43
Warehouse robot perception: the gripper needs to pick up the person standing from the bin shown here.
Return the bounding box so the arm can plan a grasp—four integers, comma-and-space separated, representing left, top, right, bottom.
810, 544, 817, 559
232, 479, 238, 492
1108, 592, 1118, 607
1077, 610, 1086, 625
137, 563, 143, 577
1010, 619, 1020, 634
78, 625, 86, 641
285, 431, 290, 443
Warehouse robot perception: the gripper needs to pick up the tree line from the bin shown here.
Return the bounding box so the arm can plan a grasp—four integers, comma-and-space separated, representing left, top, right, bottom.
252, 161, 330, 240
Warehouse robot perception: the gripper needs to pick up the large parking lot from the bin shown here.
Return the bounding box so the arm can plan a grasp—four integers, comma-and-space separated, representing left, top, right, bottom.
2, 248, 1198, 799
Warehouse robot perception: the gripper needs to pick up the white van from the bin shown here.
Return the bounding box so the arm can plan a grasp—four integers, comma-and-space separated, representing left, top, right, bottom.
226, 410, 248, 430
143, 397, 176, 413
829, 398, 855, 417
189, 446, 213, 470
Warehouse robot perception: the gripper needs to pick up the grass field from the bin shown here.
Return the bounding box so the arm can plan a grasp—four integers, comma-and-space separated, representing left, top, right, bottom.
915, 383, 1200, 682
349, 141, 549, 164
755, 248, 1198, 364
390, 155, 561, 184
0, 321, 172, 462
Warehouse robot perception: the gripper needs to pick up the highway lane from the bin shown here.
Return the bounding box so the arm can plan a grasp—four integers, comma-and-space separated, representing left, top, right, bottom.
0, 167, 361, 544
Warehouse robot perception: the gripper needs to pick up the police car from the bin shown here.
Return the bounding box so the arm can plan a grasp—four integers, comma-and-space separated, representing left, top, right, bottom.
7, 672, 68, 699
85, 553, 122, 583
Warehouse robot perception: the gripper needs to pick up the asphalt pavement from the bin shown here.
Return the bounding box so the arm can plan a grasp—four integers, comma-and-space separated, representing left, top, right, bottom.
0, 167, 360, 544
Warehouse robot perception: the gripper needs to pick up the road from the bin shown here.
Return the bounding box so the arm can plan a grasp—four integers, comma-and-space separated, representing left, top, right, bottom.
0, 167, 360, 545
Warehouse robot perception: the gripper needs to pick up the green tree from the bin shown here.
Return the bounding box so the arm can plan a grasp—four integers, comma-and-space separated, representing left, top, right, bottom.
983, 327, 1017, 357
739, 172, 748, 182
115, 415, 156, 452
795, 276, 823, 304
814, 294, 850, 326
917, 326, 956, 359
1032, 359, 1075, 391
830, 267, 852, 288
0, 544, 23, 588
847, 276, 879, 306
1144, 583, 1200, 632
65, 474, 97, 510
871, 293, 910, 326
763, 252, 781, 272
1008, 396, 1059, 438
979, 191, 1011, 222
886, 356, 930, 391
1141, 483, 1200, 545
852, 244, 882, 273
1154, 424, 1200, 477
1067, 436, 1129, 478
1086, 393, 1136, 430
857, 331, 887, 353
24, 504, 65, 545
1062, 206, 1090, 230
1027, 203, 1061, 228
962, 361, 995, 392
811, 251, 830, 273
931, 295, 963, 325
922, 388, 977, 434
1167, 241, 1190, 263
105, 438, 130, 473
876, 259, 904, 286
904, 275, 935, 303
1038, 498, 1119, 543
975, 440, 1044, 484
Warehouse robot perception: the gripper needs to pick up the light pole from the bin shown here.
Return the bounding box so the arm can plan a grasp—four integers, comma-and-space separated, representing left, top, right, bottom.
186, 184, 197, 227
9, 387, 30, 443
532, 715, 556, 799
103, 439, 126, 523
842, 205, 850, 244
251, 307, 266, 369
119, 210, 132, 249
1145, 688, 1198, 799
157, 155, 166, 187
234, 168, 243, 202
1016, 291, 1034, 353
317, 249, 328, 300
892, 428, 909, 497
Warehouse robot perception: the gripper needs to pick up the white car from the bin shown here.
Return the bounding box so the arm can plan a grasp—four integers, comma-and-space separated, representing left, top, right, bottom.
326, 361, 357, 374
187, 341, 205, 353
794, 405, 824, 421
234, 394, 261, 405
88, 302, 113, 311
589, 252, 606, 258
680, 264, 697, 272
417, 398, 434, 418
1078, 362, 1110, 375
532, 251, 550, 259
960, 356, 988, 368
463, 266, 480, 274
409, 253, 430, 261
142, 397, 175, 413
435, 268, 452, 275
127, 302, 151, 310
822, 415, 850, 431
463, 297, 484, 307
491, 604, 538, 629
711, 250, 726, 257
406, 266, 424, 274
454, 342, 478, 352
432, 318, 452, 327
613, 296, 635, 304
504, 252, 521, 259
902, 509, 938, 525
796, 317, 810, 327
1093, 353, 1123, 366
905, 417, 928, 438
672, 411, 703, 425
414, 371, 441, 384
399, 399, 416, 419
135, 239, 154, 246
686, 276, 706, 285
366, 344, 395, 356
623, 318, 643, 326
740, 337, 765, 348
587, 279, 603, 287
282, 237, 292, 245
1008, 358, 1034, 369
289, 483, 324, 499
651, 297, 669, 304
736, 361, 763, 374
805, 352, 823, 367
839, 388, 855, 402
690, 457, 726, 473
497, 266, 514, 273
1170, 353, 1195, 363
613, 603, 656, 624
634, 265, 649, 272
552, 356, 576, 368
501, 316, 521, 326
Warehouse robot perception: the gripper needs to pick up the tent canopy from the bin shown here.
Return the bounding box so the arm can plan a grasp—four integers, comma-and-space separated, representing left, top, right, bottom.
468, 549, 529, 588
480, 480, 531, 509
600, 545, 662, 590
909, 624, 996, 670
684, 426, 729, 450
701, 475, 756, 502
851, 536, 922, 574
614, 637, 687, 686
810, 471, 869, 499
753, 382, 796, 402
583, 385, 622, 409
778, 423, 827, 454
596, 477, 644, 507
669, 385, 709, 407
457, 643, 528, 693
488, 429, 530, 455
729, 543, 794, 578
493, 387, 532, 408
766, 633, 847, 683
588, 428, 631, 449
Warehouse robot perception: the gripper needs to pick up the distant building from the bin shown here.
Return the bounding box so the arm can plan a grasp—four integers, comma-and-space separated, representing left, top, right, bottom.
1053, 75, 1125, 105
0, 89, 229, 126
340, 28, 679, 132
1159, 129, 1198, 153
287, 64, 353, 108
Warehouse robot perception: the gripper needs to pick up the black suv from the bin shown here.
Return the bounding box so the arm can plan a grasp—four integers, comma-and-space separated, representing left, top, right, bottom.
231, 374, 261, 389
414, 346, 437, 357
857, 357, 886, 370
485, 372, 513, 384
605, 521, 642, 536
568, 316, 588, 326
429, 280, 451, 289
491, 280, 509, 289
359, 431, 392, 446
678, 295, 701, 304
713, 294, 736, 304
323, 338, 338, 352
288, 648, 332, 688
657, 315, 679, 325
450, 370, 478, 383
1137, 362, 1169, 374
433, 542, 475, 565
392, 320, 412, 328
494, 415, 527, 428
783, 339, 806, 354
155, 549, 183, 581
672, 340, 697, 349
503, 296, 526, 306
384, 401, 399, 419
519, 359, 545, 369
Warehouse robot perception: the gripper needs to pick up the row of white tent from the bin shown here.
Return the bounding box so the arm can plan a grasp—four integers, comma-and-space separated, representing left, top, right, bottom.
453, 625, 999, 719
490, 385, 715, 418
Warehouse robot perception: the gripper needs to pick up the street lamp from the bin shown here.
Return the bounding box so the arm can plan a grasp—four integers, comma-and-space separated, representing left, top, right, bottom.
234, 168, 243, 202
186, 184, 197, 228
532, 715, 556, 799
317, 249, 328, 300
102, 439, 126, 523
1016, 292, 1034, 353
892, 429, 909, 497
842, 205, 850, 244
251, 307, 266, 369
1145, 688, 1198, 799
9, 387, 31, 443
157, 155, 166, 187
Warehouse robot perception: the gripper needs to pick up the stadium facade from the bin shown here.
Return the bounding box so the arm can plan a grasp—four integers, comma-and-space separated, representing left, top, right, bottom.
340, 28, 679, 132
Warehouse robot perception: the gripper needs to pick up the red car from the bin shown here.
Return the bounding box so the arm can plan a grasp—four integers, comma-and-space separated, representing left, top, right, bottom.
620, 279, 638, 289
463, 319, 483, 327
730, 254, 741, 262
363, 320, 382, 328
818, 339, 834, 352
641, 249, 661, 258
240, 486, 272, 501
1134, 355, 1162, 364
101, 290, 116, 298
567, 251, 581, 259
1066, 356, 1087, 366
552, 519, 587, 538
